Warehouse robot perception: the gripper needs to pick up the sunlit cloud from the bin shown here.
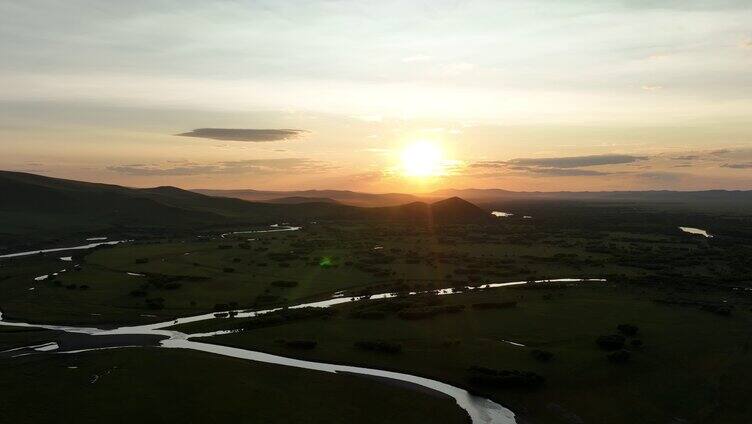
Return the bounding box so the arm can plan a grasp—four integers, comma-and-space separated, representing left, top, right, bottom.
721, 163, 752, 169
2, 2, 752, 191
107, 158, 333, 176
670, 155, 700, 161
512, 166, 613, 177
176, 128, 307, 142
467, 154, 647, 178
509, 154, 647, 168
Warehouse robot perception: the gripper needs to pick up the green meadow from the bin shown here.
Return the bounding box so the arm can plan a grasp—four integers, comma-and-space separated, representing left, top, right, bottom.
2, 200, 752, 423
0, 345, 468, 424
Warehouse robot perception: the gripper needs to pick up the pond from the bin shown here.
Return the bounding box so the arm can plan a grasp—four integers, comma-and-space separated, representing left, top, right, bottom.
679, 227, 712, 238
491, 211, 514, 218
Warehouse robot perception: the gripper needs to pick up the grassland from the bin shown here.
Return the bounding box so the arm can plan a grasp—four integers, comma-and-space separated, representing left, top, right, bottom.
2, 207, 749, 326
2, 200, 752, 423
200, 284, 752, 424
0, 343, 469, 424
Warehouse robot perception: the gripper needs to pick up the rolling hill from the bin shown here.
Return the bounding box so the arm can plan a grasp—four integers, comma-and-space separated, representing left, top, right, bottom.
365, 197, 494, 225
0, 171, 353, 251
0, 171, 492, 253
193, 188, 424, 207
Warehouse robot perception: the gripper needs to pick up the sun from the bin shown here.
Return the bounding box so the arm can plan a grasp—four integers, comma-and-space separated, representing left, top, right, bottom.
400, 141, 444, 177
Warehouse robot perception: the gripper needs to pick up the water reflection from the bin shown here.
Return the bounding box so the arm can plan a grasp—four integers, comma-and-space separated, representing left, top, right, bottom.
679, 227, 712, 238
0, 277, 605, 424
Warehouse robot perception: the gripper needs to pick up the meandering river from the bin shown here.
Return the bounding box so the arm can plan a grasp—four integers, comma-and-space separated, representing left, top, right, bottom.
0, 277, 608, 424
0, 225, 606, 423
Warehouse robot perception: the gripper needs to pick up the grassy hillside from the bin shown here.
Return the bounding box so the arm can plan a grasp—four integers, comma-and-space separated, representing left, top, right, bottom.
194, 188, 425, 207
0, 171, 492, 254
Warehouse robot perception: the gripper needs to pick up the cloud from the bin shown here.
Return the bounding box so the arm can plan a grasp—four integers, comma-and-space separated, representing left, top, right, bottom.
641, 85, 663, 91
664, 148, 749, 163
709, 149, 731, 155
108, 158, 333, 176
176, 128, 307, 142
512, 166, 612, 177
469, 161, 507, 169
509, 154, 646, 168
349, 171, 386, 182
721, 163, 752, 169
468, 154, 645, 178
469, 163, 612, 178
468, 166, 612, 178
635, 171, 684, 183
670, 155, 700, 161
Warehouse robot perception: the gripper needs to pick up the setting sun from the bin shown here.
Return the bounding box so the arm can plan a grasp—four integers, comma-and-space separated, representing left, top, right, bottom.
400, 141, 444, 177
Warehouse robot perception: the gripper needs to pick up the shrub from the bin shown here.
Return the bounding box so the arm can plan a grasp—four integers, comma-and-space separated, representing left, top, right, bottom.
596, 334, 626, 351
135, 258, 149, 264
701, 304, 732, 316
255, 294, 282, 304
630, 339, 643, 348
607, 349, 630, 363
147, 273, 207, 289
397, 304, 465, 320
440, 339, 461, 348
471, 301, 517, 310
271, 280, 298, 288
283, 340, 318, 349
354, 340, 402, 354
617, 324, 639, 336
223, 267, 235, 273
238, 308, 335, 331
349, 311, 386, 319
79, 285, 90, 290
467, 366, 544, 388
130, 289, 147, 297
146, 297, 165, 310
268, 252, 298, 262
530, 349, 554, 362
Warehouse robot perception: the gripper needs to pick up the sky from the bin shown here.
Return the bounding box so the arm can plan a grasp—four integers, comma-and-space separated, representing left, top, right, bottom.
1, 0, 751, 192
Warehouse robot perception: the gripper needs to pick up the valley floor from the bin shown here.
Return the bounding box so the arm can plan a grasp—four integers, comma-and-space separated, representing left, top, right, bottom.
2, 204, 752, 423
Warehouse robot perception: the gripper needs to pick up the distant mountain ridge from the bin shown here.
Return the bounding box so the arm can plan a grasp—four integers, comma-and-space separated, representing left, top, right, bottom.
5, 169, 751, 252
193, 188, 424, 207
195, 187, 752, 207
0, 171, 492, 252
429, 188, 752, 203
364, 196, 493, 224
264, 196, 341, 205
